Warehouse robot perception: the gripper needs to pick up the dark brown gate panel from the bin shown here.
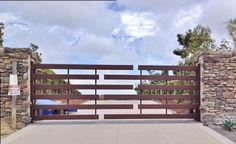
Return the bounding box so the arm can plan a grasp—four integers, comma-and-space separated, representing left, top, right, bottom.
103, 65, 200, 121
30, 63, 200, 121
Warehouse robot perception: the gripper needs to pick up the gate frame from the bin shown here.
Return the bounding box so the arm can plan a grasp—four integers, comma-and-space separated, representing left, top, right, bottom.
30, 63, 201, 122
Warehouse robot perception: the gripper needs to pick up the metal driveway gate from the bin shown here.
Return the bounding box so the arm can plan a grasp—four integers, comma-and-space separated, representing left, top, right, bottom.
30, 63, 200, 121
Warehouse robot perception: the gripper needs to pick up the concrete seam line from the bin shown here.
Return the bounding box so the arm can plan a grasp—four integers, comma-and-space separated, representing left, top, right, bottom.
116, 124, 120, 144
197, 124, 235, 144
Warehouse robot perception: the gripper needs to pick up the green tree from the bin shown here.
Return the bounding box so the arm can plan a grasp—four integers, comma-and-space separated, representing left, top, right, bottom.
0, 23, 4, 47
173, 25, 216, 65
30, 43, 42, 63
135, 70, 173, 95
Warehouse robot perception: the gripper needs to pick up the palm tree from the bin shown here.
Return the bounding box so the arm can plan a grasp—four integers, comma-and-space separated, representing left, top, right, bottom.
227, 19, 236, 53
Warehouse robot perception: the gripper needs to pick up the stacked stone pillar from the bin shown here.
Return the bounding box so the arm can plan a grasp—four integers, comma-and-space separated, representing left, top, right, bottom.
199, 51, 236, 125
0, 47, 33, 129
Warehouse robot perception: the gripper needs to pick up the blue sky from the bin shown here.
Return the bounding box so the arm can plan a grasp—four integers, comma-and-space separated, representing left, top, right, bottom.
0, 0, 235, 66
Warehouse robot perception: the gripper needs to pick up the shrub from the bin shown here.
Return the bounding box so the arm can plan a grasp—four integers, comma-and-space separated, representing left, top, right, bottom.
222, 119, 236, 131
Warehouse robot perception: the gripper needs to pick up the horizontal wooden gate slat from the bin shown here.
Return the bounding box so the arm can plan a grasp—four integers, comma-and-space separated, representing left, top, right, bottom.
33, 95, 99, 100
138, 65, 197, 71
32, 64, 133, 70
33, 115, 99, 120
138, 85, 197, 90
32, 104, 133, 110
33, 84, 133, 90
138, 104, 198, 109
102, 94, 198, 100
104, 114, 196, 119
33, 94, 198, 100
104, 75, 196, 80
33, 74, 99, 80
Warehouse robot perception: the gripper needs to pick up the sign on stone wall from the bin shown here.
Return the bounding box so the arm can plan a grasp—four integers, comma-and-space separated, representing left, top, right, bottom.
8, 74, 20, 96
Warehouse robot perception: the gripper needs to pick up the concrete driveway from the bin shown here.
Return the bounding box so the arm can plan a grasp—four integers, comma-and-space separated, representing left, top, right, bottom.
2, 120, 235, 144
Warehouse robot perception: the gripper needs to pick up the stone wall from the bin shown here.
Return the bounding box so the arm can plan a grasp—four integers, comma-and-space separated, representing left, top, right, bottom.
199, 51, 236, 125
0, 47, 33, 129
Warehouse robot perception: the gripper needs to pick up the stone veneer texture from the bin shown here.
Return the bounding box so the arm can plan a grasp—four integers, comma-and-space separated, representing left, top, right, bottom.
0, 47, 33, 129
200, 51, 236, 125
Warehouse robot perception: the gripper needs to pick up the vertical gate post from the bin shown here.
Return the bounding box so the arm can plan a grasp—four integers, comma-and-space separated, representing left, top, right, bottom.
165, 70, 168, 114
30, 61, 35, 123
139, 69, 142, 114
67, 68, 70, 115
94, 69, 97, 115
195, 64, 201, 121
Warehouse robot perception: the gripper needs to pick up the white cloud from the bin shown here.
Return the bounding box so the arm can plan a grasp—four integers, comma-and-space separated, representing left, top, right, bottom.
0, 12, 31, 32
0, 13, 32, 47
77, 34, 115, 57
117, 0, 196, 13
0, 12, 18, 23
121, 12, 157, 37
200, 0, 236, 33
172, 5, 203, 29
199, 0, 236, 44
113, 11, 159, 41
76, 33, 140, 64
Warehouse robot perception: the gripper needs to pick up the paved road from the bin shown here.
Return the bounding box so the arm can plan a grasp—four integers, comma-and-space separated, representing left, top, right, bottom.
2, 120, 235, 144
